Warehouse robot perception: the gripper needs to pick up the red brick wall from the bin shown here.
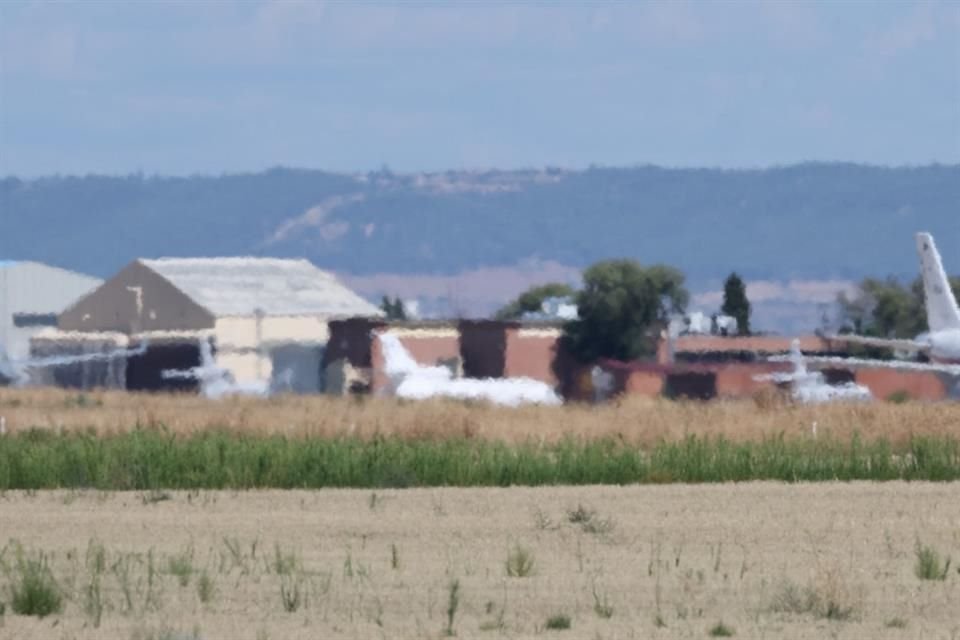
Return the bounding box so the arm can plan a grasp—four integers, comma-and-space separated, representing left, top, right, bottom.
854, 368, 947, 401
625, 370, 664, 397
672, 335, 834, 354
503, 328, 564, 386
584, 361, 792, 400
715, 363, 792, 397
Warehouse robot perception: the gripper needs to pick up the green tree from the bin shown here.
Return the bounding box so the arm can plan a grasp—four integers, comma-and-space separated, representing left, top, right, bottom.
495, 283, 576, 320
836, 275, 960, 338
720, 272, 751, 335
563, 259, 688, 362
380, 296, 407, 321
644, 264, 690, 319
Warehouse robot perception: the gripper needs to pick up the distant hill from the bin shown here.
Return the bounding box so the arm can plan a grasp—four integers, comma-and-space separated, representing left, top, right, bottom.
3, 163, 959, 326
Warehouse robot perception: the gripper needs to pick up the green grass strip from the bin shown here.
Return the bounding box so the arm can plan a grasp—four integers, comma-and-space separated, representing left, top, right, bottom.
0, 428, 958, 489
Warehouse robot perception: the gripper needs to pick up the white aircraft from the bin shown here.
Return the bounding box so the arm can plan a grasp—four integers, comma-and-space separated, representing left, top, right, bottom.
377, 333, 562, 407
756, 231, 960, 402
824, 232, 960, 363
161, 338, 269, 399
755, 339, 872, 404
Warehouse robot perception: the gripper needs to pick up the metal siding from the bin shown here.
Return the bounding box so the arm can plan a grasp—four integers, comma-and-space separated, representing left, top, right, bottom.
141, 257, 384, 318
0, 262, 102, 360
270, 344, 325, 393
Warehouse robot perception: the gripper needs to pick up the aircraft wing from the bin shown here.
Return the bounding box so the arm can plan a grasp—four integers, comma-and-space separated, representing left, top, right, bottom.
821, 333, 930, 354
767, 352, 960, 375
13, 341, 149, 369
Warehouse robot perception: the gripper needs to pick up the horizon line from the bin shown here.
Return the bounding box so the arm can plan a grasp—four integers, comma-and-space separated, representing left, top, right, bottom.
3, 159, 959, 182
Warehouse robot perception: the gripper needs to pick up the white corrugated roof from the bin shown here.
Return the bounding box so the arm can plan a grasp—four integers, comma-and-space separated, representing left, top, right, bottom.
140, 257, 384, 318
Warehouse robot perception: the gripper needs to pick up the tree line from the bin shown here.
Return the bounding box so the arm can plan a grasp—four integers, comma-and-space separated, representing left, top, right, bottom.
836, 276, 960, 338
496, 260, 751, 362
496, 259, 959, 364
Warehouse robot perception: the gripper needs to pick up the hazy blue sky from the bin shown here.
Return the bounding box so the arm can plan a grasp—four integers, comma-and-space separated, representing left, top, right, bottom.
1, 0, 958, 176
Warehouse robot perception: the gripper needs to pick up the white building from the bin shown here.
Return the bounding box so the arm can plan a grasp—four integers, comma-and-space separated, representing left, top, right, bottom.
668, 311, 739, 337
520, 296, 578, 321
33, 257, 382, 392
0, 261, 102, 361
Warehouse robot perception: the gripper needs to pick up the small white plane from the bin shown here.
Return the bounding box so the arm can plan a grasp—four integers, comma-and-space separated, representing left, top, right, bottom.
754, 231, 960, 402
755, 339, 873, 404
822, 232, 960, 363
161, 338, 269, 399
377, 333, 562, 407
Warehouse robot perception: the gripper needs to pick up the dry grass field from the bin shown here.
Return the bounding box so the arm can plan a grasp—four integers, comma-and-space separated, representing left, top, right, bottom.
2, 389, 959, 637
1, 483, 959, 639
3, 387, 960, 445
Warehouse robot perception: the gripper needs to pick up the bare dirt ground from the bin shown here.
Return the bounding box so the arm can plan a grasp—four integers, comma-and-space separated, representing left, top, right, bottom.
1, 483, 958, 639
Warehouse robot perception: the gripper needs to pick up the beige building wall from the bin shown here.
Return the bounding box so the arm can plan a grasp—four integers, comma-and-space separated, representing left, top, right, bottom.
262, 316, 329, 345
216, 352, 265, 385
214, 316, 258, 351
213, 315, 330, 385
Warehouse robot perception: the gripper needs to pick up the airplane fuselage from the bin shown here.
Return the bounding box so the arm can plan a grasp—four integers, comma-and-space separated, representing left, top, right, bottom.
928, 328, 960, 363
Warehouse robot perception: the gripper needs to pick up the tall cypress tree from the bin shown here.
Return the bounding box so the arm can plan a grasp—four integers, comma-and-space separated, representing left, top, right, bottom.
380, 296, 407, 320
721, 272, 751, 336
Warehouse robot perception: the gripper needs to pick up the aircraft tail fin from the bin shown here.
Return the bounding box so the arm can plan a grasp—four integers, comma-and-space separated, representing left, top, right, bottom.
916, 232, 960, 332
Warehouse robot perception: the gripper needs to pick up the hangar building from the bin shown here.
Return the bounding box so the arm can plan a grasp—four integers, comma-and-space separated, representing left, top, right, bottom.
32, 257, 382, 392
0, 261, 102, 362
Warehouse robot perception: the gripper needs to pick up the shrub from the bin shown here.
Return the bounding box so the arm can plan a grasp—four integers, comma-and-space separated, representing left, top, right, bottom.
592, 586, 613, 619
506, 546, 535, 577
769, 572, 858, 621
709, 621, 735, 637
197, 571, 215, 604
272, 544, 297, 576
914, 542, 950, 580
280, 574, 302, 612
545, 613, 571, 630
887, 390, 911, 404
445, 579, 460, 636
9, 552, 62, 617
168, 550, 194, 587
566, 504, 615, 535
567, 504, 595, 524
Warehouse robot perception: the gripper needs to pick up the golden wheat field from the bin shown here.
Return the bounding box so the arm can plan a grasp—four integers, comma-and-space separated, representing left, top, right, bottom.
0, 483, 958, 639
3, 387, 960, 445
